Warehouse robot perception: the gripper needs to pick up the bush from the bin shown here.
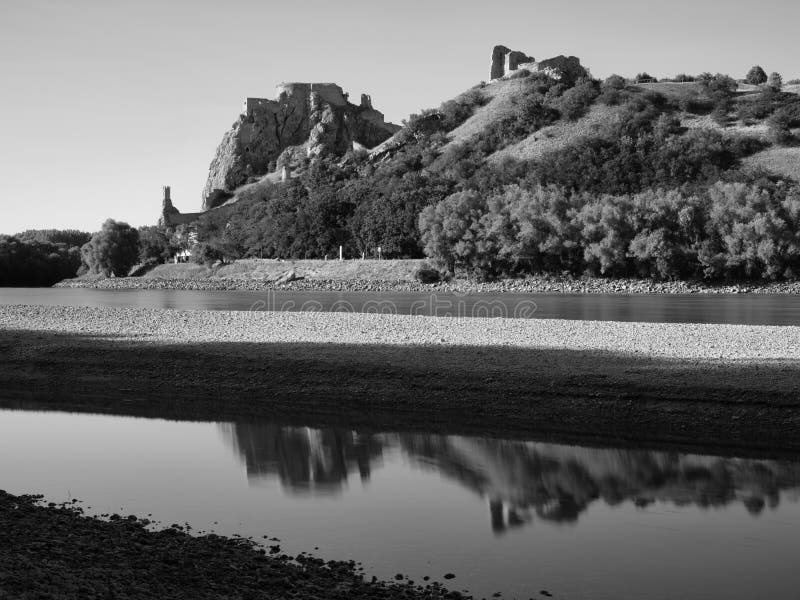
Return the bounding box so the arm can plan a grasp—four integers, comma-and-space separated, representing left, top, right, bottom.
558, 79, 600, 120
634, 73, 657, 83
414, 267, 442, 284
598, 74, 628, 105
745, 66, 768, 85
768, 108, 794, 144
437, 89, 487, 131
80, 219, 140, 277
768, 72, 783, 91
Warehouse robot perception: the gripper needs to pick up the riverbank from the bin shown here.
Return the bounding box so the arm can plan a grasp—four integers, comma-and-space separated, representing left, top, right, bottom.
54, 258, 800, 294
0, 490, 468, 599
2, 304, 800, 454
55, 273, 800, 294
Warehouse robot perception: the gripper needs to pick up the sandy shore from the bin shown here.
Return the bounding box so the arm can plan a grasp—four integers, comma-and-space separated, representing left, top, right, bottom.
2, 304, 800, 454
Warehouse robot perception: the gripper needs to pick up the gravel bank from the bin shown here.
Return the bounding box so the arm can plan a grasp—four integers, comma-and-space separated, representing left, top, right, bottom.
2, 304, 800, 455
2, 303, 800, 361
0, 490, 469, 600
54, 274, 800, 294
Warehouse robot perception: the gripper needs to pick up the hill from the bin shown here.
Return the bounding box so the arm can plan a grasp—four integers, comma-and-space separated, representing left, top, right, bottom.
163, 46, 800, 284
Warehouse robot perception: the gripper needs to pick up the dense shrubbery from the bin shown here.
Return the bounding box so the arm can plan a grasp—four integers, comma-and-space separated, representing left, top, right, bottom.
419, 182, 800, 281
530, 90, 765, 196
190, 157, 452, 263
736, 88, 800, 144
696, 73, 739, 124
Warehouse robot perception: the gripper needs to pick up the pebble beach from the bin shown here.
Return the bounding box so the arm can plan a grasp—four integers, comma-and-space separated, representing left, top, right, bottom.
2, 303, 800, 361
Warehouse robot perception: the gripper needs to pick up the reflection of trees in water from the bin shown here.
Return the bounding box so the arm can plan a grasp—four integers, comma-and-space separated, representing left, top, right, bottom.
218, 423, 385, 494
398, 435, 800, 532
219, 423, 800, 531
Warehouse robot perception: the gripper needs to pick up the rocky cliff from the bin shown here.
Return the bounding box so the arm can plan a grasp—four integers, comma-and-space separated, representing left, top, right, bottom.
202, 83, 400, 210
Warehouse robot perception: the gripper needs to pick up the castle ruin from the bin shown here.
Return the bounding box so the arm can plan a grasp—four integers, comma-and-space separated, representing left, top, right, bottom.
491, 45, 588, 84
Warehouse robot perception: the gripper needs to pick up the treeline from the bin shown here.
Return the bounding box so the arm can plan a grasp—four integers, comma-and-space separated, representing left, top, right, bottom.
1, 222, 183, 286
0, 230, 89, 286
419, 181, 800, 281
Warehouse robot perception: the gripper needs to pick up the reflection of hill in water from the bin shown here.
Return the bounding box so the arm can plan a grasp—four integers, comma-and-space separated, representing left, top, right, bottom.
220, 424, 800, 530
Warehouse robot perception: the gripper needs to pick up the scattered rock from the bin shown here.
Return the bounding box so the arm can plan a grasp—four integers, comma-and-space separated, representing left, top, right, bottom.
54, 273, 800, 296
0, 490, 473, 599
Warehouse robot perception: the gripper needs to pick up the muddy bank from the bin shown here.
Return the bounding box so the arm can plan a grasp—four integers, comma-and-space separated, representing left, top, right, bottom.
53, 273, 800, 294
2, 305, 800, 455
0, 490, 469, 600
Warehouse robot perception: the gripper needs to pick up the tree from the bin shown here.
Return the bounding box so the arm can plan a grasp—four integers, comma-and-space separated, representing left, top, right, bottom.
767, 72, 783, 90
137, 225, 174, 264
80, 219, 140, 277
418, 191, 490, 277
745, 66, 768, 85
697, 73, 738, 125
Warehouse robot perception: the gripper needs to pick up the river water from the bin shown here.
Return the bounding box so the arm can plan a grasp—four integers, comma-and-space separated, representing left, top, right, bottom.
1, 409, 798, 600
4, 287, 800, 324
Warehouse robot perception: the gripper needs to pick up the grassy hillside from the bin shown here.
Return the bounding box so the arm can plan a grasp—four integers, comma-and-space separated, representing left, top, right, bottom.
447, 77, 535, 146
490, 104, 619, 163
433, 76, 799, 174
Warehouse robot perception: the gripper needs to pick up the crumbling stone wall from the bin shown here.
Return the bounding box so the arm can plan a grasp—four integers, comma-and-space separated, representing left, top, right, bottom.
491, 45, 535, 79
491, 45, 588, 85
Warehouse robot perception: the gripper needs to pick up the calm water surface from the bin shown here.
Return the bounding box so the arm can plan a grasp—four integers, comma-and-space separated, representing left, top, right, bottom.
2, 408, 799, 599
4, 287, 800, 324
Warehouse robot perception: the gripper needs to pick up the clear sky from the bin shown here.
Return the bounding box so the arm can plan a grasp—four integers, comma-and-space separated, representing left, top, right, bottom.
1, 0, 798, 234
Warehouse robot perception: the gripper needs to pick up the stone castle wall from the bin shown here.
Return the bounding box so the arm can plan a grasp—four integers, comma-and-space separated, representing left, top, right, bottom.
275, 83, 347, 106
491, 45, 588, 85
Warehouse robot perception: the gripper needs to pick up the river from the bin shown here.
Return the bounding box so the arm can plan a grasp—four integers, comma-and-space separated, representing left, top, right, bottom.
1, 408, 798, 600
4, 287, 800, 324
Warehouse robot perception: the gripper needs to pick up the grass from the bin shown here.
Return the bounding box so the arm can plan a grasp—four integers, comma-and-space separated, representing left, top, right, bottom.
146, 259, 428, 281
490, 104, 619, 163
681, 113, 771, 140
633, 81, 706, 101
743, 145, 800, 181
446, 77, 537, 147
